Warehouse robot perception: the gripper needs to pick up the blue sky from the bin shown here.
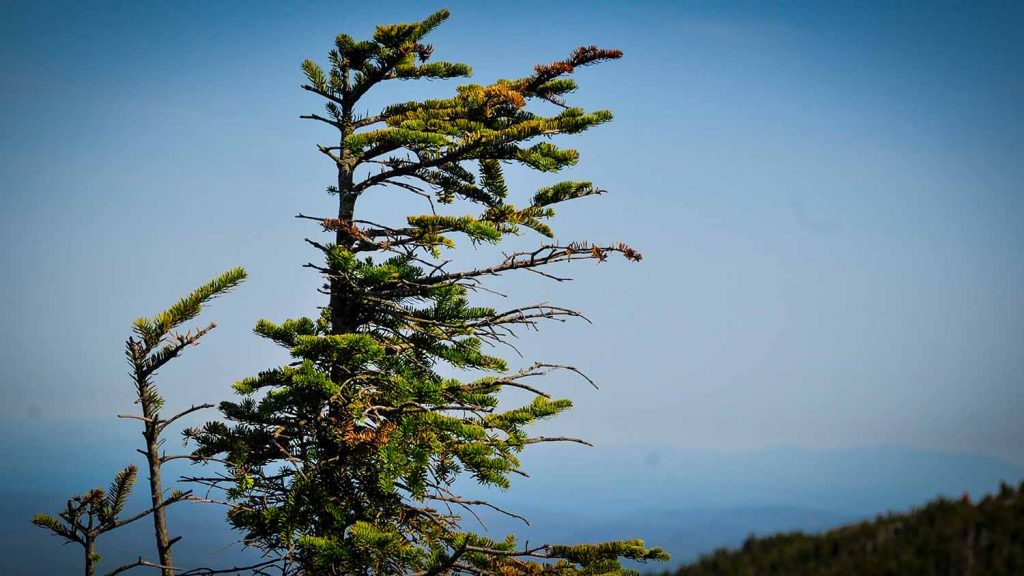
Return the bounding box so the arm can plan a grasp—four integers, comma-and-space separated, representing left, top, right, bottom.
1, 1, 1022, 465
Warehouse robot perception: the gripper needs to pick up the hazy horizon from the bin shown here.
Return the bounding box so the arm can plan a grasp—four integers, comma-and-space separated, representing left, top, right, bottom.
4, 432, 1023, 572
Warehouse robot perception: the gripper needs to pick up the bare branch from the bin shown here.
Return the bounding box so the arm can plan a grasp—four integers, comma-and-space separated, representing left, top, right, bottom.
103, 556, 167, 576
299, 113, 342, 129
178, 557, 284, 576
157, 404, 214, 433
117, 414, 153, 423
424, 495, 531, 526
110, 491, 192, 530
352, 114, 384, 130
522, 436, 594, 447
300, 83, 343, 106
143, 322, 216, 378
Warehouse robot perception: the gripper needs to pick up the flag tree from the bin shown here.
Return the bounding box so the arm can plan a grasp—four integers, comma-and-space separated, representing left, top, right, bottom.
188, 9, 665, 576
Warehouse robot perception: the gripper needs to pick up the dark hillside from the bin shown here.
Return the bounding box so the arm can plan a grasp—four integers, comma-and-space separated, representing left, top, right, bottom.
670, 481, 1024, 576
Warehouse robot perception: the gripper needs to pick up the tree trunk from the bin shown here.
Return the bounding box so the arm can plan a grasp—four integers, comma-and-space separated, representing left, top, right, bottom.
139, 381, 175, 576
330, 116, 356, 337
145, 426, 174, 576
85, 538, 96, 576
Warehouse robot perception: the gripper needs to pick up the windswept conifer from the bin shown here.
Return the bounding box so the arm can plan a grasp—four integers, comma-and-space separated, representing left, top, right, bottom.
187, 10, 666, 576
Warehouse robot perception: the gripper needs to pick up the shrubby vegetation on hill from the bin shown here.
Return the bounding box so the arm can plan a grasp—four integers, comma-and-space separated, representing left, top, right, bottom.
668, 481, 1024, 576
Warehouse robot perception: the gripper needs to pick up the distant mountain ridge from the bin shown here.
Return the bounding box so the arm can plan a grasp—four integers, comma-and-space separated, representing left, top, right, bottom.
456, 442, 1024, 564
668, 480, 1024, 575
2, 419, 1022, 572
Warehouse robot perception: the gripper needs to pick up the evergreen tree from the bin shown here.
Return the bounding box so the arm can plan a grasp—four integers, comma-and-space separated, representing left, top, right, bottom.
188, 10, 665, 576
123, 267, 247, 575
34, 268, 246, 576
32, 465, 144, 576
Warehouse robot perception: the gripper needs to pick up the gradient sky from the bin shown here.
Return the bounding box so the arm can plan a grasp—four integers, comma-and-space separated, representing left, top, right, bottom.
2, 1, 1022, 464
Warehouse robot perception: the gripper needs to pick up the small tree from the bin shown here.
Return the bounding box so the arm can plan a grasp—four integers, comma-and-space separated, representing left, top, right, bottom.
123, 267, 247, 575
34, 268, 246, 576
189, 9, 665, 576
32, 465, 143, 576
